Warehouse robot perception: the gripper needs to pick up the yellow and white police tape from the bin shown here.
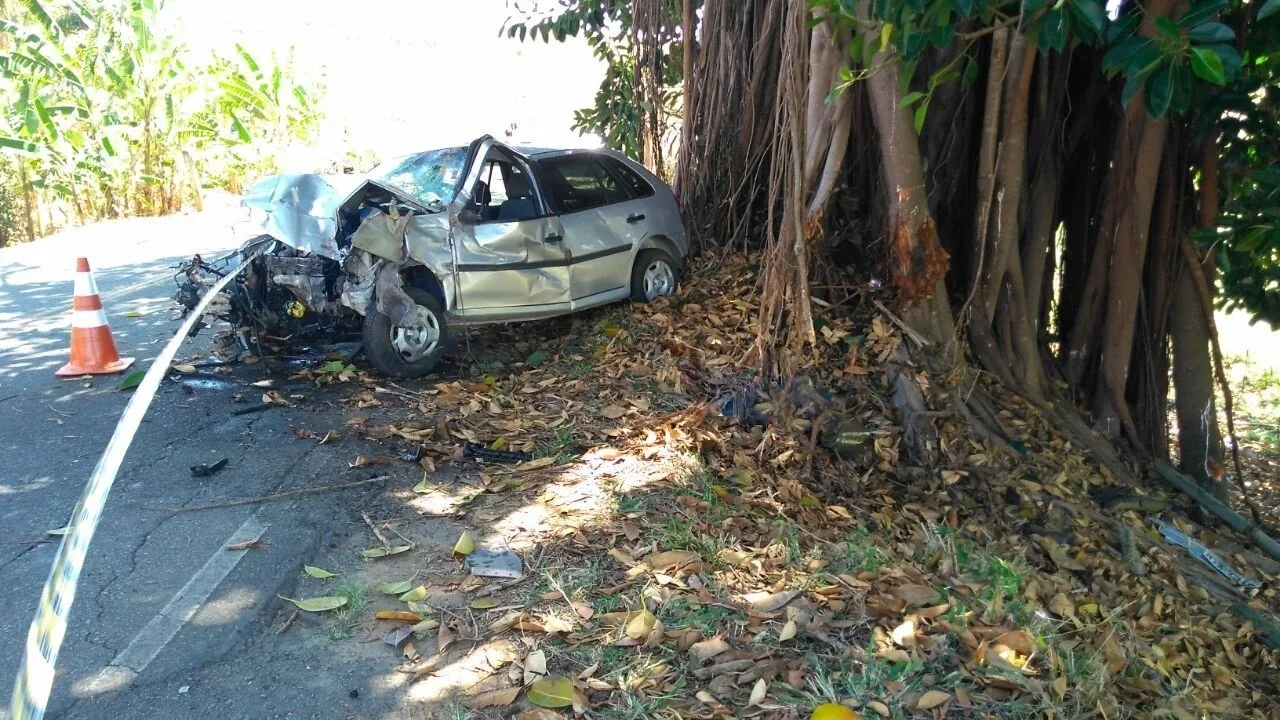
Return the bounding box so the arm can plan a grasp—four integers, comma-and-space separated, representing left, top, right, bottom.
9, 250, 257, 720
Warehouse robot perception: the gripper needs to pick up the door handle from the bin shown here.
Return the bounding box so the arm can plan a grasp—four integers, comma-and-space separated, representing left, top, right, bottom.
544, 233, 563, 243
626, 213, 645, 224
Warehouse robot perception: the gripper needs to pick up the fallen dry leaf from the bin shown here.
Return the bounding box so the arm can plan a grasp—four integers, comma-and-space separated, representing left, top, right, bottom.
690, 635, 731, 662
516, 710, 565, 720
625, 608, 658, 640
893, 584, 940, 607
916, 690, 950, 710
224, 539, 266, 551
524, 649, 548, 685
645, 550, 701, 570
746, 589, 801, 613
748, 678, 767, 706
465, 686, 520, 710
375, 610, 420, 622
1049, 592, 1076, 618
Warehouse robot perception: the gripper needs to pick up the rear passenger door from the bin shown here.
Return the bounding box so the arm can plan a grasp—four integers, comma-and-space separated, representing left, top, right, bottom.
536, 153, 643, 302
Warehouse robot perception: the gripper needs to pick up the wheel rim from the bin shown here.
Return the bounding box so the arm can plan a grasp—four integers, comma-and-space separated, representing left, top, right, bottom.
389, 305, 441, 362
642, 260, 675, 301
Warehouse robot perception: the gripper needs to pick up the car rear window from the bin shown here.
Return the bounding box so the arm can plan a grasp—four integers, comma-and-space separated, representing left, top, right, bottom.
537, 155, 631, 213
601, 156, 655, 199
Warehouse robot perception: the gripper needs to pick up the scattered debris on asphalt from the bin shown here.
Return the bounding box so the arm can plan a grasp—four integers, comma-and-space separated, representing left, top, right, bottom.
189, 458, 229, 478
157, 475, 390, 513
463, 441, 532, 463
466, 547, 523, 580
230, 402, 275, 416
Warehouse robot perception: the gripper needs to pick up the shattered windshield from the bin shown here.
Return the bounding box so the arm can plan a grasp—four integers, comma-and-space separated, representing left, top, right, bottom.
369, 147, 468, 208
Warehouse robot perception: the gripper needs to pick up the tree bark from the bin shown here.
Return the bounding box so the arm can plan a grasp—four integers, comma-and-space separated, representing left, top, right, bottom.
858, 3, 950, 343
675, 0, 697, 197
856, 0, 954, 463
1172, 138, 1225, 495
1171, 263, 1223, 494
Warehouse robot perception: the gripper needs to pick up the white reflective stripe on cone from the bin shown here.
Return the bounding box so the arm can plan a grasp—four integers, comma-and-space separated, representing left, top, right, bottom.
73, 273, 98, 298
71, 309, 109, 329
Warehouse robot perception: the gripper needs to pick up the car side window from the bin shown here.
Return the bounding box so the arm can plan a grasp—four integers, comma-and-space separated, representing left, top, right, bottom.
601, 156, 655, 199
537, 155, 631, 214
472, 157, 542, 223
484, 161, 509, 205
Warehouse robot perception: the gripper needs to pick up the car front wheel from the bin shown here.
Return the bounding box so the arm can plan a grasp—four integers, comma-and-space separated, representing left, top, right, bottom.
362, 287, 449, 378
631, 249, 679, 302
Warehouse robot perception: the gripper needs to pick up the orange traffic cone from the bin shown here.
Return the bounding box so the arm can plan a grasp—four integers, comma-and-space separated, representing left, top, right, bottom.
55, 257, 134, 377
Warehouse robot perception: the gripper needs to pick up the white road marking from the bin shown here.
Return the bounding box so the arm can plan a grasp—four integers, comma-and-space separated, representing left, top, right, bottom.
81, 513, 270, 697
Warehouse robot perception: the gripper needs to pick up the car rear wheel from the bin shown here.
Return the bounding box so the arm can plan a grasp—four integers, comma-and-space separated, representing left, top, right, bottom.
362, 287, 449, 378
631, 249, 678, 302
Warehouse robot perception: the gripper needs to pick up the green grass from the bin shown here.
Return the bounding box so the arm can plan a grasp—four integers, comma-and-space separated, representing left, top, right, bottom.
780, 651, 923, 716
326, 582, 370, 641
441, 700, 473, 720
656, 595, 741, 635
534, 425, 586, 460
592, 655, 687, 720
945, 531, 1031, 624
833, 528, 889, 574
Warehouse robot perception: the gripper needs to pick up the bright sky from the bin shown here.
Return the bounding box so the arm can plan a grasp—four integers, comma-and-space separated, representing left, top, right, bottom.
165, 0, 605, 166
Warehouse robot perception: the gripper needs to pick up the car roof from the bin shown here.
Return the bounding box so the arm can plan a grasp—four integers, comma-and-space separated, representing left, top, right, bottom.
517, 147, 604, 160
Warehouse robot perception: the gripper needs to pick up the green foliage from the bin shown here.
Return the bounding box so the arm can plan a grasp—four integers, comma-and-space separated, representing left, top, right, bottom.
1194, 3, 1280, 324
0, 159, 24, 247
1101, 0, 1240, 117
0, 0, 321, 236
503, 0, 688, 158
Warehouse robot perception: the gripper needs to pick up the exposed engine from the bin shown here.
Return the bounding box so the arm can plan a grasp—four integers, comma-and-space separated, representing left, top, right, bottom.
174, 238, 361, 346
174, 180, 438, 352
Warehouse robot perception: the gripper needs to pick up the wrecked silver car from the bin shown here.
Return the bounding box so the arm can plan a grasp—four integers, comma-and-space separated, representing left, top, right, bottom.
176, 135, 689, 377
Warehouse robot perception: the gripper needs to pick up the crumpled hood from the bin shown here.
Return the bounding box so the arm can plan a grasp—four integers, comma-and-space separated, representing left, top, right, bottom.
241, 173, 366, 259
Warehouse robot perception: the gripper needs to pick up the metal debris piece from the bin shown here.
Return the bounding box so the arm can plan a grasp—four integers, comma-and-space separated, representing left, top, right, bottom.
466, 547, 524, 580
463, 441, 532, 464
1150, 517, 1261, 589
383, 623, 414, 649
190, 458, 229, 478
399, 445, 425, 463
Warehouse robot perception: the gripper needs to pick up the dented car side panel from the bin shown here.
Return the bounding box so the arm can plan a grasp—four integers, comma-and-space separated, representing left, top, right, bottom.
452, 215, 571, 312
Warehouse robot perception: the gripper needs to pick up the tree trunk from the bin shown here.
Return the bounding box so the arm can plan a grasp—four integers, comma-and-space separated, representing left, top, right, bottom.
859, 4, 950, 343
857, 0, 953, 464
1172, 139, 1224, 497
675, 0, 697, 197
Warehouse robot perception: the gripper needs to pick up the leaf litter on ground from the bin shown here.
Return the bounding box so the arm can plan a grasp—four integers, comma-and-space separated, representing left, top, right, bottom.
313, 254, 1280, 718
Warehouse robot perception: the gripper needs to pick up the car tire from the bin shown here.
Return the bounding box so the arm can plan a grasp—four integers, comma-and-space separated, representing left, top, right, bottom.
362, 287, 450, 378
630, 249, 679, 302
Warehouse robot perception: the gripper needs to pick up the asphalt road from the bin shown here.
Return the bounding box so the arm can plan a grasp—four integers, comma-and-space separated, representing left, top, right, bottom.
0, 206, 406, 719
